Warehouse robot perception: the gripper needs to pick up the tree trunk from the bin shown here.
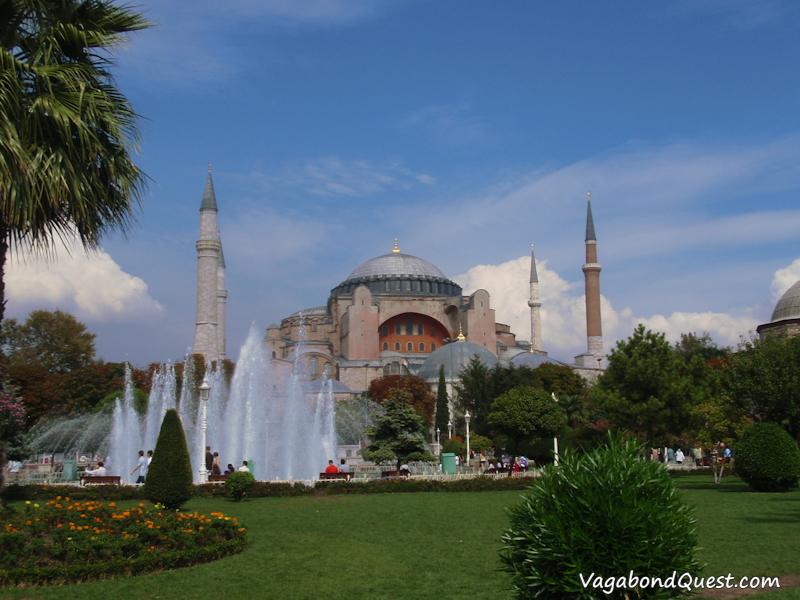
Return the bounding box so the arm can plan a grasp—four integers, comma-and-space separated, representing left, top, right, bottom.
0, 224, 7, 381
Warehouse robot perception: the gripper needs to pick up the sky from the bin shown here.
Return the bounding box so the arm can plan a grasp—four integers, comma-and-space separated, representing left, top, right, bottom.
7, 0, 800, 367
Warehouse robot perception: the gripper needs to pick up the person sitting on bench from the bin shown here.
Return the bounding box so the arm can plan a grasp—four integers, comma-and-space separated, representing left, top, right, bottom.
85, 462, 107, 476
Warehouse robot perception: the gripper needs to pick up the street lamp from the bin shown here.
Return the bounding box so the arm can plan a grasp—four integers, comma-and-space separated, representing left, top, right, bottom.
551, 392, 559, 467
447, 420, 453, 440
199, 375, 210, 484
436, 427, 440, 456
465, 411, 471, 467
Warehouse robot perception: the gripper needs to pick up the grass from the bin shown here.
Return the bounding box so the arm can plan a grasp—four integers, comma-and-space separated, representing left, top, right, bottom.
0, 476, 797, 600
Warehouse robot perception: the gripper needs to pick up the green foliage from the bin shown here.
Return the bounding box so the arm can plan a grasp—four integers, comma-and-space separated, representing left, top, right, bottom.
364, 389, 427, 470
735, 422, 800, 492
488, 387, 565, 459
468, 433, 492, 452
335, 395, 382, 446
368, 374, 436, 426
690, 395, 750, 449
405, 451, 436, 463
441, 438, 463, 454
144, 409, 193, 510
501, 434, 700, 599
0, 499, 245, 587
1, 310, 96, 375
528, 363, 586, 397
674, 331, 730, 363
95, 387, 148, 415
592, 324, 717, 444
455, 355, 493, 436
725, 333, 800, 441
225, 471, 255, 502
556, 393, 587, 428
435, 365, 449, 435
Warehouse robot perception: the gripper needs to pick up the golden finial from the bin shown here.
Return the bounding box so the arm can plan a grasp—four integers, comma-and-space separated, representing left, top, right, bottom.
208, 163, 212, 173
392, 234, 400, 254
456, 323, 466, 342
529, 341, 534, 353
587, 190, 591, 202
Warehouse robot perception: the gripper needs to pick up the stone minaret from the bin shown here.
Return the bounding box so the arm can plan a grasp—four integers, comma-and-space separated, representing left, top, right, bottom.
527, 243, 543, 353
575, 192, 605, 369
216, 233, 227, 360
193, 166, 221, 361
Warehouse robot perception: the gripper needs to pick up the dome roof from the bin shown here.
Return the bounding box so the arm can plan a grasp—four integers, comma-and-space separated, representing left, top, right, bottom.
305, 378, 353, 395
416, 341, 499, 380
509, 352, 565, 369
770, 280, 800, 322
347, 253, 446, 281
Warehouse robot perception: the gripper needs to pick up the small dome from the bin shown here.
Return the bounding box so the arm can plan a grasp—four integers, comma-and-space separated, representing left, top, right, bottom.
416, 341, 499, 380
305, 378, 353, 394
509, 352, 565, 369
771, 280, 800, 322
347, 253, 446, 281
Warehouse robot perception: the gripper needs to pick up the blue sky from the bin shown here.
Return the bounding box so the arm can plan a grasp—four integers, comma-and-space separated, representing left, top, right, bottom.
7, 0, 800, 366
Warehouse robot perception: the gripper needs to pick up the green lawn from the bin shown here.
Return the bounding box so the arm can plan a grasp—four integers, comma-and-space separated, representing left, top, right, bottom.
0, 477, 798, 600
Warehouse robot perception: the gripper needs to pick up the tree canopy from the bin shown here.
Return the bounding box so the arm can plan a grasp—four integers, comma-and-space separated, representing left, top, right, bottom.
364, 389, 428, 469
367, 374, 436, 426
2, 309, 96, 374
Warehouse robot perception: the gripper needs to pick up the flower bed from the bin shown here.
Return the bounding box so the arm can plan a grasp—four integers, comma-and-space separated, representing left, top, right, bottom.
0, 497, 247, 587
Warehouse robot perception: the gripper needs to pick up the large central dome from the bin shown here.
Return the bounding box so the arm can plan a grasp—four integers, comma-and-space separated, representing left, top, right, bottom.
347, 253, 446, 280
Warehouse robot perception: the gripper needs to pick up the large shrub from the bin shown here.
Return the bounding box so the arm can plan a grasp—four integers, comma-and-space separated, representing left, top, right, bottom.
225, 471, 255, 502
144, 409, 193, 510
736, 422, 800, 492
501, 434, 700, 600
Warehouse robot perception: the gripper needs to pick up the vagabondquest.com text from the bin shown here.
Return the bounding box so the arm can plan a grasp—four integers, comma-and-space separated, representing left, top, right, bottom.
579, 572, 780, 595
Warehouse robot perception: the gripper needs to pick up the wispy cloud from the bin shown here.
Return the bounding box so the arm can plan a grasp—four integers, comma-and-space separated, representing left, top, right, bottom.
395, 104, 495, 148
663, 0, 791, 29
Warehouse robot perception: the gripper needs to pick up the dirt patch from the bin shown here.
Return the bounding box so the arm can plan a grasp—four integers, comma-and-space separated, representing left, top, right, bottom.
700, 574, 800, 598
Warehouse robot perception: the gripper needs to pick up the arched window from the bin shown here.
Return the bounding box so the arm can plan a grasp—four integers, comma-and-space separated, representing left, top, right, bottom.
417, 323, 424, 335
431, 326, 436, 337
407, 342, 413, 352
394, 342, 401, 351
406, 317, 414, 334
383, 341, 389, 351
382, 326, 389, 336
395, 323, 402, 335
419, 342, 425, 352
323, 363, 332, 376
431, 343, 436, 351
271, 351, 276, 358
309, 356, 318, 375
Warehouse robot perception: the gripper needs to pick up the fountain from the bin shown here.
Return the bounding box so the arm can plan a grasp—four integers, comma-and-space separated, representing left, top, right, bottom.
107, 325, 339, 483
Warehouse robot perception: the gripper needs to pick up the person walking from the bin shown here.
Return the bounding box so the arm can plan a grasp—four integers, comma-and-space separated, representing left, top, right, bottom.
205, 446, 214, 474
130, 450, 148, 483
212, 452, 221, 475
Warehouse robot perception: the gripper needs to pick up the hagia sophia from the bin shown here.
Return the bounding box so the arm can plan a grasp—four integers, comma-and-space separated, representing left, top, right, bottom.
190, 168, 608, 399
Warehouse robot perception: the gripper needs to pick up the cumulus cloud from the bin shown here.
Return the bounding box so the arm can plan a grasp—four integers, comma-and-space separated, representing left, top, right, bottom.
771, 257, 800, 300
6, 236, 164, 322
455, 255, 759, 362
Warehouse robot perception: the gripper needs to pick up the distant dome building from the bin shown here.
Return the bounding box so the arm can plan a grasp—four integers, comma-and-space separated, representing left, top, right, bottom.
757, 280, 800, 339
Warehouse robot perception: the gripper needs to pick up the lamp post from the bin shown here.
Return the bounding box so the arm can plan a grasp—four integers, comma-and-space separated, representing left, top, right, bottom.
465, 411, 471, 467
199, 375, 210, 484
447, 420, 453, 440
436, 427, 441, 456
551, 392, 559, 467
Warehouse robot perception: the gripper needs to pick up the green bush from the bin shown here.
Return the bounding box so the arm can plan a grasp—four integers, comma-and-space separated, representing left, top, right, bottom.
143, 409, 193, 510
736, 422, 800, 492
441, 438, 463, 454
225, 471, 255, 501
501, 434, 700, 600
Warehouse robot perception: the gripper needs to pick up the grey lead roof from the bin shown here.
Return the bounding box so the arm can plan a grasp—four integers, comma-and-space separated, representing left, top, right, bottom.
416, 341, 499, 380
771, 280, 800, 322
585, 199, 596, 241
530, 244, 538, 283
347, 253, 446, 280
200, 170, 218, 212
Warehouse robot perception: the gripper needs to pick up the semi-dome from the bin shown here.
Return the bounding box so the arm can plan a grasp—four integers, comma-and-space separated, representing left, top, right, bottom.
416, 341, 499, 380
770, 280, 800, 322
347, 253, 446, 280
509, 352, 565, 369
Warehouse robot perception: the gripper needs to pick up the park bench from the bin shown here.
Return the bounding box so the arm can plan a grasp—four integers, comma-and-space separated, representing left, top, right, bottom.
319, 472, 354, 481
380, 470, 411, 478
209, 474, 229, 483
79, 475, 121, 486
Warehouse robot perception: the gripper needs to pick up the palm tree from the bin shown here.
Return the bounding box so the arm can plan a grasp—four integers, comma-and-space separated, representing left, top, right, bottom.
0, 0, 150, 341
558, 394, 588, 429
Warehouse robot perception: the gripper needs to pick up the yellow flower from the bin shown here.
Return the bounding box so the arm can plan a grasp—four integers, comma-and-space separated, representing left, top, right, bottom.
25, 501, 30, 505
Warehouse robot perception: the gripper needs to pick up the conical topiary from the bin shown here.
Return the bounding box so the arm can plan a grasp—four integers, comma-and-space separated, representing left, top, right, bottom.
144, 409, 193, 509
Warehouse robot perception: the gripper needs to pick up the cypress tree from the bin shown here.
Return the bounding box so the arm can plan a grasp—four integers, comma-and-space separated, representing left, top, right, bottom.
144, 409, 193, 510
435, 365, 449, 437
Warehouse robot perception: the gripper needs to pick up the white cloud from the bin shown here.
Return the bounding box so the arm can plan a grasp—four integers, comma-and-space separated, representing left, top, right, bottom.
6, 236, 164, 322
455, 254, 759, 362
771, 257, 800, 300
395, 104, 494, 147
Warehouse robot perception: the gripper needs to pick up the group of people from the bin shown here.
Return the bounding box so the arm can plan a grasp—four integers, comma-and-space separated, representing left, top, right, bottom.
483, 454, 530, 473
650, 443, 732, 467
324, 459, 350, 474
206, 446, 251, 475
129, 450, 153, 482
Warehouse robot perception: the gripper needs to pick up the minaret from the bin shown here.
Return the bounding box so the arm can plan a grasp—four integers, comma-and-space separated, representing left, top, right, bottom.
527, 243, 543, 353
216, 232, 227, 360
577, 191, 605, 369
193, 165, 221, 361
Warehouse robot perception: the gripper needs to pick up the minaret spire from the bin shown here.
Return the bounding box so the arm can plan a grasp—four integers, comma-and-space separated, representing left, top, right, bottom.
194, 167, 222, 361
527, 243, 542, 353
576, 191, 604, 370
